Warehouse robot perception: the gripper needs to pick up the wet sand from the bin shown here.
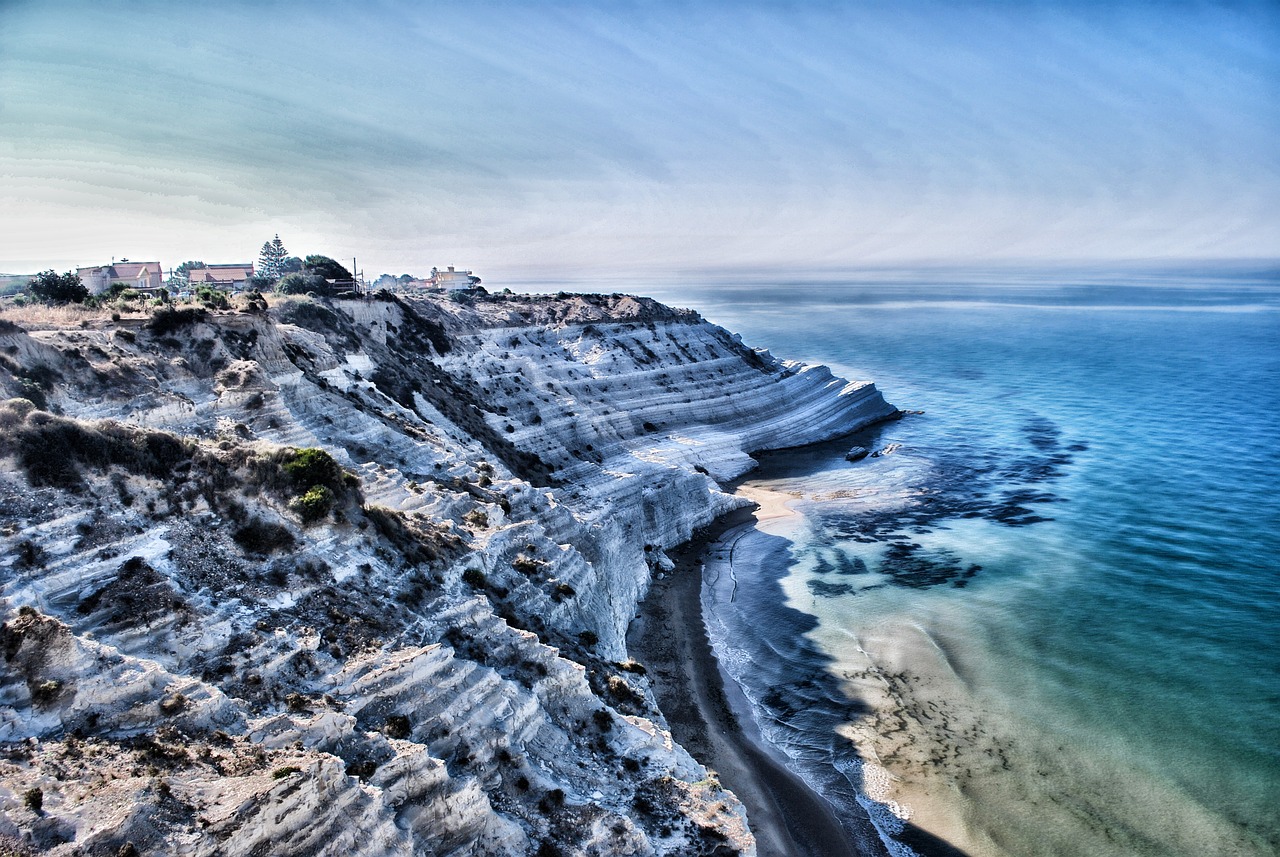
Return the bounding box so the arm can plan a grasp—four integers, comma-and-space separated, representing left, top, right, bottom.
628, 505, 882, 857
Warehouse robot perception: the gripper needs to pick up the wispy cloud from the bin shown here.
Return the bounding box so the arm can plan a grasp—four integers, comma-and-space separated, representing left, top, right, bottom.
2, 0, 1276, 276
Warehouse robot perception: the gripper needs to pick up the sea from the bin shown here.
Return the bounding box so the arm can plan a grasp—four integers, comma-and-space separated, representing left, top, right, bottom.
635, 267, 1280, 857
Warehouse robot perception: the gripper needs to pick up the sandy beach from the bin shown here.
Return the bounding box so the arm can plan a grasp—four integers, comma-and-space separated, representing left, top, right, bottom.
628, 505, 881, 857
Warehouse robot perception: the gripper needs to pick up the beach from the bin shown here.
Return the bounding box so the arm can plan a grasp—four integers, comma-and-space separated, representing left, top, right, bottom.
628, 504, 882, 857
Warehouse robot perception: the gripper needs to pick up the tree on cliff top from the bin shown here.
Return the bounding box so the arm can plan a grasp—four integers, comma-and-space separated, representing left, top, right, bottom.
257, 235, 289, 281
175, 261, 206, 280
27, 270, 88, 304
303, 255, 352, 281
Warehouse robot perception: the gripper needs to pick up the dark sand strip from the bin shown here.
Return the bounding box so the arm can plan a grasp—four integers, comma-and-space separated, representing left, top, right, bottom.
628, 508, 881, 857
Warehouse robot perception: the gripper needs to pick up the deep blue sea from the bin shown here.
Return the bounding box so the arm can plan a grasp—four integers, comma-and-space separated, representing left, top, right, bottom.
638, 269, 1280, 857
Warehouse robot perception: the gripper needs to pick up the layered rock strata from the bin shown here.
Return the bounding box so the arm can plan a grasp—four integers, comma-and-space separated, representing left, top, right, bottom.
0, 290, 894, 856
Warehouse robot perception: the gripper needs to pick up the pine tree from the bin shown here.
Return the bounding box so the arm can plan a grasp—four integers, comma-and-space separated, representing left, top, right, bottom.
257, 234, 288, 281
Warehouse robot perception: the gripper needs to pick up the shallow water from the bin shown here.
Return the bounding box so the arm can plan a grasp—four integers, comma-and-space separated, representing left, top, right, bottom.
648, 270, 1280, 857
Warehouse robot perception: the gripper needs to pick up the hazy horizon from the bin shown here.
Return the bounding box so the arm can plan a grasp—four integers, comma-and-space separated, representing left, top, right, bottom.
2, 0, 1277, 280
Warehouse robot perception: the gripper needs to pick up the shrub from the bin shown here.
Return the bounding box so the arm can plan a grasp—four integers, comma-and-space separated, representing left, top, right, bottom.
271, 766, 302, 779
12, 539, 46, 569
462, 567, 487, 589
346, 759, 378, 779
384, 714, 411, 739
28, 270, 88, 304
232, 519, 295, 554
577, 630, 598, 648
616, 659, 647, 676
147, 307, 206, 335
282, 448, 344, 491
512, 554, 542, 575
275, 272, 328, 295
158, 693, 187, 716
22, 787, 42, 813
607, 675, 641, 706
291, 485, 334, 524
31, 679, 61, 705
194, 285, 229, 309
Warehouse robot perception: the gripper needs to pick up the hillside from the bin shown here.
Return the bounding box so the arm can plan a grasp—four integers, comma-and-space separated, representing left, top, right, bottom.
0, 289, 896, 856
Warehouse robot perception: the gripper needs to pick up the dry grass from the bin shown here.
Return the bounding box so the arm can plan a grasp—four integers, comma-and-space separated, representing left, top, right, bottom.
0, 302, 120, 329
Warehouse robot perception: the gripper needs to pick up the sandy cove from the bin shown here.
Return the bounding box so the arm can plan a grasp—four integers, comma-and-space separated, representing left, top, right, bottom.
627, 497, 880, 857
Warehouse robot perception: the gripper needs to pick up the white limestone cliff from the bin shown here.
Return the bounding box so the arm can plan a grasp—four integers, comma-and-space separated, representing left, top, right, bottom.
0, 290, 894, 856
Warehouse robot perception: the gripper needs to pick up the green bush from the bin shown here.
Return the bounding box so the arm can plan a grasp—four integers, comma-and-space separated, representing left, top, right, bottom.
194, 285, 230, 309
275, 272, 328, 295
271, 766, 302, 779
291, 485, 334, 524
462, 567, 487, 588
282, 448, 344, 491
27, 270, 88, 304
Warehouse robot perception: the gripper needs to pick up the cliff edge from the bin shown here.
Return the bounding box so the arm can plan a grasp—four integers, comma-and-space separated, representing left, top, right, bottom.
0, 290, 895, 856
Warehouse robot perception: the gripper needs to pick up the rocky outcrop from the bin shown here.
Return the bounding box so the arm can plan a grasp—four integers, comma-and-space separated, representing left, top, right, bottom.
0, 290, 893, 856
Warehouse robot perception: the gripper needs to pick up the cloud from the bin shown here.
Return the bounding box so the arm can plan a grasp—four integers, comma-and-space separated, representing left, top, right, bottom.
1, 0, 1276, 275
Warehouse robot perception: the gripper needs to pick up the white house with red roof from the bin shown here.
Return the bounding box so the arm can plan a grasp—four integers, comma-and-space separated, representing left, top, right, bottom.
76, 260, 165, 294
186, 264, 255, 290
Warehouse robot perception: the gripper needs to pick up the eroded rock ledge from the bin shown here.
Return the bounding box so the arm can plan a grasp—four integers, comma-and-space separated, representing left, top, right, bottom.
0, 290, 895, 856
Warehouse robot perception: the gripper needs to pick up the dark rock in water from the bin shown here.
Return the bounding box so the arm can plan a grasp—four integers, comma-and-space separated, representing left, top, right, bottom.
845, 446, 869, 462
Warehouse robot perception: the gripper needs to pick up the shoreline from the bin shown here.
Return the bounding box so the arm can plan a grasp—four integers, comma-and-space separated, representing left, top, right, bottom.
628, 505, 881, 857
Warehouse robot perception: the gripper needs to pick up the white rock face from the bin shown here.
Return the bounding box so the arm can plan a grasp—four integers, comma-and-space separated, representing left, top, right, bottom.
0, 291, 894, 856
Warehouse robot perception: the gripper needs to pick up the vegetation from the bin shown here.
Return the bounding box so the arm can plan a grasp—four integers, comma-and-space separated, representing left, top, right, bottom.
159, 693, 188, 715
462, 567, 487, 588
147, 306, 207, 335
271, 766, 302, 780
303, 255, 352, 281
31, 679, 61, 705
282, 447, 345, 490
273, 255, 352, 295
174, 260, 206, 279
0, 400, 194, 491
290, 485, 335, 524
193, 284, 230, 309
26, 270, 88, 304
232, 519, 296, 554
275, 271, 328, 295
257, 234, 289, 281
384, 714, 411, 739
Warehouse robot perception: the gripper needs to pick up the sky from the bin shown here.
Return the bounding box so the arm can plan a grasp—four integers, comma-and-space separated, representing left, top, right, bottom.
1, 0, 1277, 281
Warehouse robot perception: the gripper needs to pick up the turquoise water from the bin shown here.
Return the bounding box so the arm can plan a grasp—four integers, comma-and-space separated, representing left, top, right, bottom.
645, 270, 1280, 856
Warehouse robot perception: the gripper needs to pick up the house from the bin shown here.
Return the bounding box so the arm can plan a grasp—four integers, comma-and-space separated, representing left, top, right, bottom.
427, 266, 481, 289
186, 264, 255, 291
77, 261, 165, 294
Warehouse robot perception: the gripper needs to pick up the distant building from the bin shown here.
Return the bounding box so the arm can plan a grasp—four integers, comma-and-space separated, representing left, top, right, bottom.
427, 266, 481, 289
186, 264, 255, 290
77, 260, 164, 294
